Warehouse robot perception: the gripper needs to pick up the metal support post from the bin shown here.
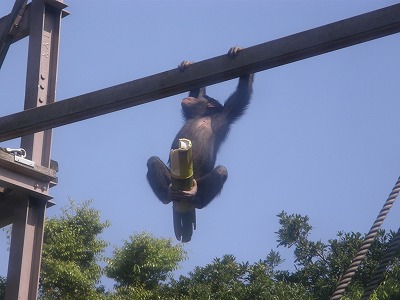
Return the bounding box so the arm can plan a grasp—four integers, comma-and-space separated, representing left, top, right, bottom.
4, 0, 65, 299
21, 0, 65, 167
5, 196, 46, 300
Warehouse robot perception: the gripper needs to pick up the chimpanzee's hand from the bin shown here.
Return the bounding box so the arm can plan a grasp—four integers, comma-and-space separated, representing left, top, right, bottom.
228, 46, 242, 58
178, 61, 193, 72
168, 179, 198, 203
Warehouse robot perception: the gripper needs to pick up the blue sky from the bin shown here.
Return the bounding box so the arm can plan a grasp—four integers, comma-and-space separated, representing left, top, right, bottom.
1, 0, 400, 290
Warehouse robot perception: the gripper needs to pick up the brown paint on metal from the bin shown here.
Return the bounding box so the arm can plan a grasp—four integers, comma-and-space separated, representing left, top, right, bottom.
2, 0, 64, 299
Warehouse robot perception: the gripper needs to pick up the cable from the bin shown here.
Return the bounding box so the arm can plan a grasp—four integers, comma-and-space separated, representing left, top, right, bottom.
360, 228, 400, 300
330, 176, 400, 300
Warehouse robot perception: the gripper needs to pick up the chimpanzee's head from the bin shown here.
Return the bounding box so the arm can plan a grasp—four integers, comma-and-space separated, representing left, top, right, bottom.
181, 95, 222, 119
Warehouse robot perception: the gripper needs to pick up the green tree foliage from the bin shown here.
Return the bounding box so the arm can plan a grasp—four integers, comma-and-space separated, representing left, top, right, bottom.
274, 211, 400, 299
165, 253, 312, 300
105, 232, 186, 298
169, 254, 250, 299
163, 210, 399, 300
0, 276, 5, 300
2, 201, 399, 299
39, 199, 110, 300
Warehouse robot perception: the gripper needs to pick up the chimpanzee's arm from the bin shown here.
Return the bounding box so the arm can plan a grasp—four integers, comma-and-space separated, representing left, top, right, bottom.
222, 74, 254, 122
188, 87, 206, 98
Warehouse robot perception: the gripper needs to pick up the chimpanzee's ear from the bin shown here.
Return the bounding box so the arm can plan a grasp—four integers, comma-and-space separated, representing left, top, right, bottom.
189, 87, 206, 98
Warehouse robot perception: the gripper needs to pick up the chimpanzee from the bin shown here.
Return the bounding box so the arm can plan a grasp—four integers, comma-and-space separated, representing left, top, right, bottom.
147, 47, 254, 240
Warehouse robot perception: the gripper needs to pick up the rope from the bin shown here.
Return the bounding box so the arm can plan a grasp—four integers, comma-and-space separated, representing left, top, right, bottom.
360, 227, 400, 300
330, 177, 400, 300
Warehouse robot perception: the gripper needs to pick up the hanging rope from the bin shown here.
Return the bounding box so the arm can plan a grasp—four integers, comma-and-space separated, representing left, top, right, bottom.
360, 227, 400, 300
330, 176, 400, 300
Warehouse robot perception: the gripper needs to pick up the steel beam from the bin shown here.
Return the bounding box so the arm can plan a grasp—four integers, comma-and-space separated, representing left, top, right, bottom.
0, 2, 68, 47
4, 0, 64, 299
0, 0, 27, 68
0, 150, 57, 203
0, 4, 400, 142
0, 5, 30, 45
0, 191, 14, 228
5, 195, 47, 300
0, 3, 31, 45
20, 0, 63, 166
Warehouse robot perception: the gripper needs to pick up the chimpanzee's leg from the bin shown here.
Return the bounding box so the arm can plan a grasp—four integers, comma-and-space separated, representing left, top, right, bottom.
146, 156, 171, 204
193, 165, 228, 209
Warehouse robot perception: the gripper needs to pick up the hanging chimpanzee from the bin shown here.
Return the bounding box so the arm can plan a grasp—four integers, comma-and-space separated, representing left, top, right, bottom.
147, 47, 254, 242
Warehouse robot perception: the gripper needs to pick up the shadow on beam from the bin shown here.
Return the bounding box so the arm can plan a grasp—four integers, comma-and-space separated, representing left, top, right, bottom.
0, 4, 400, 142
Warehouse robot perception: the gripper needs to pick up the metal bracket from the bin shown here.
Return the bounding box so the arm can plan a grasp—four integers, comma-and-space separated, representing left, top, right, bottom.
14, 155, 35, 167
6, 148, 35, 168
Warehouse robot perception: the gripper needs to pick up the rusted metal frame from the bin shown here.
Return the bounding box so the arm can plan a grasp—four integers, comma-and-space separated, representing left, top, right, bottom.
0, 3, 399, 142
5, 195, 47, 300
0, 3, 30, 45
0, 167, 53, 200
0, 2, 68, 47
0, 195, 55, 229
0, 0, 28, 68
0, 150, 57, 182
0, 150, 56, 201
0, 189, 14, 227
0, 149, 57, 228
20, 0, 63, 167
4, 0, 64, 299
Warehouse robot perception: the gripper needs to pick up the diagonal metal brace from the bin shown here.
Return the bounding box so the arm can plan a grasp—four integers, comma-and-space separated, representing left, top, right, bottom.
0, 0, 28, 69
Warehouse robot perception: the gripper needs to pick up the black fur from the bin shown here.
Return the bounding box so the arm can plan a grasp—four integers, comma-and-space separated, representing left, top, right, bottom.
147, 73, 254, 209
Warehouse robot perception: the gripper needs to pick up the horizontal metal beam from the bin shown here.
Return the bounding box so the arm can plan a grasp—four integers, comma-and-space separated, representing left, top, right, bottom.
0, 193, 54, 228
1, 4, 400, 142
0, 149, 57, 201
0, 150, 57, 182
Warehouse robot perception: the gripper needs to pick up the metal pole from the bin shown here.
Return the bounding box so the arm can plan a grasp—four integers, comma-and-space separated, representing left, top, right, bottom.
5, 196, 46, 300
20, 0, 64, 167
5, 0, 64, 299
